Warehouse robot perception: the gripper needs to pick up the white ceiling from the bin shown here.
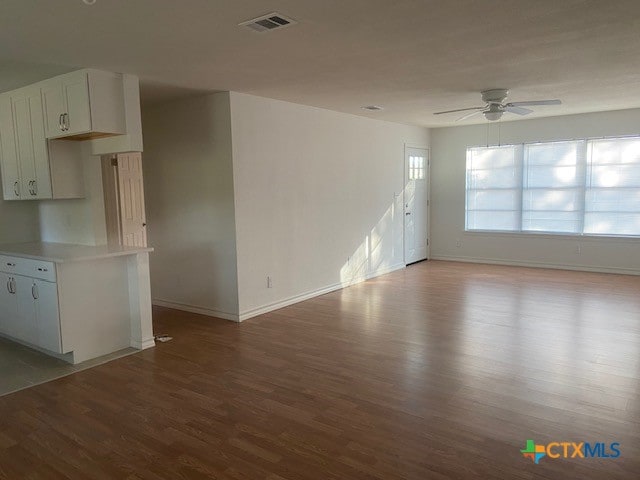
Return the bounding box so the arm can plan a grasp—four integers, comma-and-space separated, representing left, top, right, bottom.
2, 0, 640, 127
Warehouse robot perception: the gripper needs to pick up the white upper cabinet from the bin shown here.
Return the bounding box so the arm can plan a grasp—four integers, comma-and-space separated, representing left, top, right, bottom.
41, 69, 126, 140
0, 86, 84, 201
0, 94, 21, 200
11, 86, 53, 199
0, 68, 131, 201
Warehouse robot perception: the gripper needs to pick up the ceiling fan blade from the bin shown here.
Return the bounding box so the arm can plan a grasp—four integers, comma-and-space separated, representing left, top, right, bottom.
504, 105, 533, 116
456, 109, 485, 121
506, 99, 561, 107
433, 106, 485, 115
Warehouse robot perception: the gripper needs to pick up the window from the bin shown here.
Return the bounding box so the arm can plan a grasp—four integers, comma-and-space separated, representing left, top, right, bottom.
465, 136, 640, 237
409, 155, 425, 180
522, 141, 585, 234
585, 138, 640, 235
466, 145, 522, 231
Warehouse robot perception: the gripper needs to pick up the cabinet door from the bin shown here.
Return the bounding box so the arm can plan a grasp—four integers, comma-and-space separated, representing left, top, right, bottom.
0, 274, 18, 337
41, 81, 66, 139
0, 95, 21, 200
33, 280, 62, 353
25, 90, 53, 199
11, 91, 53, 200
62, 72, 91, 136
13, 275, 37, 344
12, 95, 36, 198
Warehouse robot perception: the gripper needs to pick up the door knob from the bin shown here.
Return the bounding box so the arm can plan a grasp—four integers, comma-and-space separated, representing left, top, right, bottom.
405, 212, 411, 215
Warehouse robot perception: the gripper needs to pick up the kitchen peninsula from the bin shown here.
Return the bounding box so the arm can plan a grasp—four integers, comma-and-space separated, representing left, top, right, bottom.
0, 242, 154, 364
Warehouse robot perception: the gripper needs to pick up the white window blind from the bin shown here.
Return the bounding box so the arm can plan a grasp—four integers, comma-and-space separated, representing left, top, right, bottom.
465, 136, 640, 237
522, 141, 585, 233
466, 145, 522, 231
585, 138, 640, 235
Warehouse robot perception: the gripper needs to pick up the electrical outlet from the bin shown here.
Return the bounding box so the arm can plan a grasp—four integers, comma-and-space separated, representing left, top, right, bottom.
267, 276, 273, 288
456, 239, 461, 248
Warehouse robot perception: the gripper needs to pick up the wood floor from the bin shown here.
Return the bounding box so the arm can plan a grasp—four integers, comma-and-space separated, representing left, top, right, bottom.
0, 260, 639, 479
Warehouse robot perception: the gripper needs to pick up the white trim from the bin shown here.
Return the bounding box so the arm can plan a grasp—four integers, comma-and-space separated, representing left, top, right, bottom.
152, 299, 241, 322
430, 255, 640, 276
463, 230, 640, 242
238, 263, 406, 321
404, 143, 430, 150
403, 144, 431, 263
130, 337, 156, 350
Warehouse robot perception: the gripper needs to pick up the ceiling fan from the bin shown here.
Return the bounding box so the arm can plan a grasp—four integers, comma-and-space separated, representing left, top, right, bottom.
433, 89, 561, 121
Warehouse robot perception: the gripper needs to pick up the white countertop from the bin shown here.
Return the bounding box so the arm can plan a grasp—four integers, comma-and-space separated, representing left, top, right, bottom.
0, 242, 153, 263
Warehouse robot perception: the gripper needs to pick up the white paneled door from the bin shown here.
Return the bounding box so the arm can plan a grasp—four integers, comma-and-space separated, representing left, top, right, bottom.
117, 152, 147, 247
404, 147, 429, 264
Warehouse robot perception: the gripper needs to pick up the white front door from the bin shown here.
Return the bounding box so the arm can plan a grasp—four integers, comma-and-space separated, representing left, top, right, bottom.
117, 152, 148, 247
404, 147, 429, 264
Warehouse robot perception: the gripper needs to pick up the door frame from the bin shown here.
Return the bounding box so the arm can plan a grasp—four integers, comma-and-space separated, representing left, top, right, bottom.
101, 154, 122, 246
101, 152, 148, 247
403, 143, 431, 265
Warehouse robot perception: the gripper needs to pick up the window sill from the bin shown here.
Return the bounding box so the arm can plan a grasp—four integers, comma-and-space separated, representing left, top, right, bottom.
464, 230, 640, 242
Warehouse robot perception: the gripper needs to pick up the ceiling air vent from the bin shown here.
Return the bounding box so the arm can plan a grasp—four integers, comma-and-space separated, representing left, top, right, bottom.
239, 12, 297, 33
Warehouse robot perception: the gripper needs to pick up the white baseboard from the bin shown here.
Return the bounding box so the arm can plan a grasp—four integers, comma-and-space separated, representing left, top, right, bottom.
153, 263, 406, 323
238, 262, 406, 322
430, 255, 640, 276
131, 337, 156, 350
152, 299, 240, 322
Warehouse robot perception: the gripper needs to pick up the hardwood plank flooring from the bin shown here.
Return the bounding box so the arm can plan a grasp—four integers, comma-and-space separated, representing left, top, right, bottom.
0, 260, 639, 479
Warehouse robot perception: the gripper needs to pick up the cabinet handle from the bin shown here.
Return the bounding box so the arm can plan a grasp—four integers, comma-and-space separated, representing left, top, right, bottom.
10, 278, 16, 295
6, 279, 11, 294
37, 267, 48, 272
63, 113, 70, 131
59, 113, 64, 131
14, 181, 19, 197
32, 283, 38, 300
32, 180, 37, 196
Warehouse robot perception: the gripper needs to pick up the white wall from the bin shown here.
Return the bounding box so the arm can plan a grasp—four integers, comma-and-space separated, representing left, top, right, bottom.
142, 92, 239, 320
0, 195, 39, 244
229, 92, 430, 319
39, 143, 107, 246
431, 108, 640, 274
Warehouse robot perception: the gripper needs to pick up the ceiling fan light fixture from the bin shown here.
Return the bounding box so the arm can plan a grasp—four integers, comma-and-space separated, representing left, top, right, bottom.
433, 89, 561, 121
484, 110, 503, 121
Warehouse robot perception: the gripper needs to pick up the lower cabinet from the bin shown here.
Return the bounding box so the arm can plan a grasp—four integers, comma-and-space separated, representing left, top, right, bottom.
0, 262, 62, 354
0, 249, 151, 364
13, 275, 38, 345
0, 273, 18, 336
33, 279, 62, 353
